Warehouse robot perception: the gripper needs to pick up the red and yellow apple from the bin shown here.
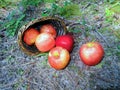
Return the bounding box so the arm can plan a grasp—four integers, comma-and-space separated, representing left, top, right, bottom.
23, 28, 40, 45
35, 33, 55, 52
55, 35, 74, 52
40, 24, 57, 38
79, 42, 104, 66
48, 46, 70, 70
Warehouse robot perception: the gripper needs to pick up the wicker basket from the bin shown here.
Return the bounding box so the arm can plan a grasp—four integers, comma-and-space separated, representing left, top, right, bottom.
18, 16, 67, 56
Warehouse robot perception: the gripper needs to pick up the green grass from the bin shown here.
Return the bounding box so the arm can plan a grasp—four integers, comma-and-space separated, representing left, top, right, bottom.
1, 0, 82, 37
19, 0, 43, 11
1, 1, 120, 90
1, 0, 43, 37
0, 0, 18, 8
42, 1, 81, 18
104, 1, 120, 41
105, 1, 120, 22
1, 0, 120, 41
1, 11, 25, 37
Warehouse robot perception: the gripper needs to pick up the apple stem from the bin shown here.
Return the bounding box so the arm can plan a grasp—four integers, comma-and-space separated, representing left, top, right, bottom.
87, 43, 93, 47
53, 51, 59, 58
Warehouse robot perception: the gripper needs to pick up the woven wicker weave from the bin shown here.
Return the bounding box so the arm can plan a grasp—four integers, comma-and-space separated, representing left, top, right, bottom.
18, 16, 67, 56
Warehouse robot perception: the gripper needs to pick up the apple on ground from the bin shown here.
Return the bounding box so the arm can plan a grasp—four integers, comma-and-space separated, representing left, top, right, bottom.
55, 34, 74, 52
40, 24, 57, 38
79, 42, 104, 66
23, 28, 40, 45
35, 33, 55, 52
48, 46, 70, 70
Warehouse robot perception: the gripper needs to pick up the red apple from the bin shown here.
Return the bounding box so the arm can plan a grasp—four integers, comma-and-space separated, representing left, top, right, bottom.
35, 33, 55, 52
79, 42, 104, 66
40, 24, 57, 38
55, 35, 74, 52
48, 46, 70, 70
23, 28, 40, 45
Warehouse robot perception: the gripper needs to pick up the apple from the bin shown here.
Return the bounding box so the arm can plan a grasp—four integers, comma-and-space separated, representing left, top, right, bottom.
55, 35, 74, 52
48, 46, 70, 70
35, 33, 55, 52
79, 42, 104, 66
23, 28, 40, 45
40, 24, 57, 38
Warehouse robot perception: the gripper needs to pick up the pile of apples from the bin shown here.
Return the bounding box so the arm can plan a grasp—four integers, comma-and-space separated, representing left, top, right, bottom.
23, 24, 104, 70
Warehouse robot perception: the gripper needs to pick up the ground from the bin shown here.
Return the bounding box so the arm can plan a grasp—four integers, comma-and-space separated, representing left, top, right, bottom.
0, 0, 120, 90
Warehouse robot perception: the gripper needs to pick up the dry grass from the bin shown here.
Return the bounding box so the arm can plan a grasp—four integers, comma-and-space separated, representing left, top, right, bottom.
0, 0, 120, 90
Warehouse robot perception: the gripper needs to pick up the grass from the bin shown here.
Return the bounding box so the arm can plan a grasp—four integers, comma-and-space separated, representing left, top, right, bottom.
1, 0, 82, 37
3, 12, 25, 37
1, 0, 120, 37
104, 1, 120, 41
42, 0, 81, 18
1, 0, 119, 58
0, 0, 19, 8
18, 0, 43, 11
0, 0, 120, 89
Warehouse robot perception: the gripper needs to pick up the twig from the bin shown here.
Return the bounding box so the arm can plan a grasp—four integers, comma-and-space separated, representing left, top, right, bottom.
0, 28, 6, 32
64, 69, 79, 90
94, 29, 111, 48
83, 2, 91, 9
52, 70, 64, 90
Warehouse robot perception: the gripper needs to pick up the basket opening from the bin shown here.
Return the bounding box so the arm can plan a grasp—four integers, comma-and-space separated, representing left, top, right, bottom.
20, 18, 66, 55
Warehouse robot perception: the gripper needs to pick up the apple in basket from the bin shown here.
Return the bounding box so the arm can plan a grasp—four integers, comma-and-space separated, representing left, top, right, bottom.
23, 28, 40, 45
35, 33, 55, 52
40, 24, 57, 38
